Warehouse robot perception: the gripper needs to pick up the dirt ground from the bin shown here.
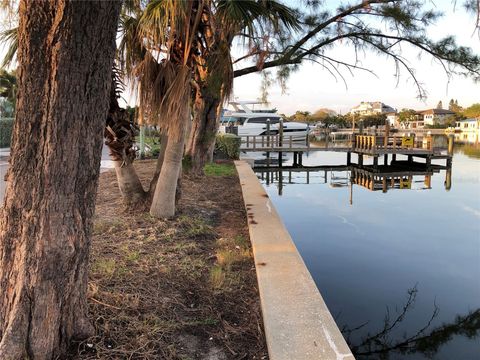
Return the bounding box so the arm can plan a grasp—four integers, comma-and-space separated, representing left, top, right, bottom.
72, 160, 268, 359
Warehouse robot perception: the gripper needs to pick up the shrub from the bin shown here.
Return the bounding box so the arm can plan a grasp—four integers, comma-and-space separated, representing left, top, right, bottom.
203, 163, 236, 177
0, 118, 14, 148
214, 133, 241, 160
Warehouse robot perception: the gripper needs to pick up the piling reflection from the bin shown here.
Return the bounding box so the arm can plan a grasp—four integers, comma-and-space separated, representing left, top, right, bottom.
254, 160, 453, 203
248, 138, 479, 360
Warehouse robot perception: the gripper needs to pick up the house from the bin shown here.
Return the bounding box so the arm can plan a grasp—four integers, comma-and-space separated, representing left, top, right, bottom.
398, 112, 424, 129
455, 118, 480, 132
418, 109, 455, 126
349, 101, 396, 116
385, 112, 398, 126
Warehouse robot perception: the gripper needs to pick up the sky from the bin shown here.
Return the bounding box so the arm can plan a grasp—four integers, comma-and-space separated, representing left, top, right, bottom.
0, 1, 477, 116
231, 0, 480, 115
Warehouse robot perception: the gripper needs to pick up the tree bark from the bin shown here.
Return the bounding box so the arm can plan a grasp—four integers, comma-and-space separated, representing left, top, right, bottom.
147, 132, 168, 197
150, 108, 189, 218
0, 1, 121, 359
113, 161, 147, 207
186, 87, 222, 174
105, 77, 147, 207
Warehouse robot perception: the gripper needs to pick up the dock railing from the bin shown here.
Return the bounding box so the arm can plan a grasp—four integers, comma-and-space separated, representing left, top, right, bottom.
241, 134, 310, 150
353, 134, 434, 153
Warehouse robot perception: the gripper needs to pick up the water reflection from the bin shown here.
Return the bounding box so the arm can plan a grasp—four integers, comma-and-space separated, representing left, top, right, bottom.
247, 135, 480, 359
254, 161, 453, 203
347, 286, 480, 359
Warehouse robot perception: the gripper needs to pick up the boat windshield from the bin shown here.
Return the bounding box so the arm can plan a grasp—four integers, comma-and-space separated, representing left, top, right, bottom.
221, 116, 247, 125
247, 116, 281, 124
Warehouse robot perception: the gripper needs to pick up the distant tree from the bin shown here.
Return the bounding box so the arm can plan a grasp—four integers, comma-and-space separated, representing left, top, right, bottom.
290, 110, 314, 123
361, 113, 387, 127
311, 108, 337, 122
323, 114, 351, 128
448, 99, 462, 112
436, 100, 443, 109
397, 108, 418, 124
463, 103, 480, 118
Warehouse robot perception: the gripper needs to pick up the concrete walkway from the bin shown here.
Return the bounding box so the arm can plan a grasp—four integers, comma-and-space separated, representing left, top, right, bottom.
235, 160, 355, 360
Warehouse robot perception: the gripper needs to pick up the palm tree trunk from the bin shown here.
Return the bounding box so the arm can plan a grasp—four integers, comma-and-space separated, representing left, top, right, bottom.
187, 86, 222, 174
149, 136, 186, 218
105, 77, 146, 207
150, 108, 189, 218
113, 161, 147, 207
0, 1, 120, 358
147, 132, 168, 197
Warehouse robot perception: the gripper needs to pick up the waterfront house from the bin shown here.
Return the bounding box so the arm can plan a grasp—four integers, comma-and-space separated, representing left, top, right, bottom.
455, 118, 480, 132
418, 108, 455, 126
385, 111, 398, 126
398, 112, 424, 129
349, 101, 396, 116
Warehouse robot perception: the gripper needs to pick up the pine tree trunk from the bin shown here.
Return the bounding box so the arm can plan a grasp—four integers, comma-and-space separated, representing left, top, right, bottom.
187, 88, 222, 174
0, 1, 120, 359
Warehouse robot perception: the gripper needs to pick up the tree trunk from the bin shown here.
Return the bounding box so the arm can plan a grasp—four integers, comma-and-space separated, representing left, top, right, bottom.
0, 1, 120, 359
187, 87, 223, 174
150, 109, 189, 218
147, 132, 168, 197
113, 161, 147, 208
105, 78, 147, 207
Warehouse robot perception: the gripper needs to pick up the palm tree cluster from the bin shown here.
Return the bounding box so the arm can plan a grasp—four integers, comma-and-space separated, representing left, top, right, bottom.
109, 0, 299, 217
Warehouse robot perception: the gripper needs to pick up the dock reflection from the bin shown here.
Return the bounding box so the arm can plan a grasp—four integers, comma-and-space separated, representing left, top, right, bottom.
254, 159, 452, 203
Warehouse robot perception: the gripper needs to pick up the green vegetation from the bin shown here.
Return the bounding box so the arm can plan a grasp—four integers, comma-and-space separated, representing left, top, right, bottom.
134, 133, 162, 157
203, 163, 236, 177
177, 215, 214, 239
463, 103, 480, 118
287, 109, 351, 128
214, 133, 241, 160
0, 117, 13, 147
448, 99, 462, 112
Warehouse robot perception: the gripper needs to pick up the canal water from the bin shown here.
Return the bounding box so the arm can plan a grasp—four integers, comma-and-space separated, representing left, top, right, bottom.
250, 136, 480, 359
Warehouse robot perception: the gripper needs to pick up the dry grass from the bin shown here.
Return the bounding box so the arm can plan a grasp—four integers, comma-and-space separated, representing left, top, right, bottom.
71, 160, 267, 359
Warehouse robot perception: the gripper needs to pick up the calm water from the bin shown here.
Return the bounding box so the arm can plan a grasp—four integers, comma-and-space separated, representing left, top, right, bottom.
250, 136, 480, 359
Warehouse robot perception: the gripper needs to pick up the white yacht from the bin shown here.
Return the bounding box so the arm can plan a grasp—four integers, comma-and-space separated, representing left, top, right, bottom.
220, 101, 310, 141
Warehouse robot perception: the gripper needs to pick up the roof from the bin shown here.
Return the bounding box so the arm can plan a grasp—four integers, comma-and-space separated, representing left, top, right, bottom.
418, 109, 456, 115
456, 118, 479, 122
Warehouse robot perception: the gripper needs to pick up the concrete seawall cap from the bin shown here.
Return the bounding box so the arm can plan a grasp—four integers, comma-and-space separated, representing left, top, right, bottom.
235, 160, 355, 360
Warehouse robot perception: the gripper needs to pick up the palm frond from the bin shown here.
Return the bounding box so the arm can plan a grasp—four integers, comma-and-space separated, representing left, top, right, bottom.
0, 27, 18, 68
137, 53, 191, 139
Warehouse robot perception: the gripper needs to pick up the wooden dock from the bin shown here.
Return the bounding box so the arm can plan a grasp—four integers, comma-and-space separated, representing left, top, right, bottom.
240, 132, 453, 167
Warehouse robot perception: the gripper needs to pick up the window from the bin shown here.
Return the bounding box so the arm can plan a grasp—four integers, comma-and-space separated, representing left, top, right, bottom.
224, 116, 246, 125
247, 116, 280, 124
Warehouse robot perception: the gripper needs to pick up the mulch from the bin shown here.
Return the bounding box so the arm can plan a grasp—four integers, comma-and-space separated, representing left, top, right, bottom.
72, 160, 268, 360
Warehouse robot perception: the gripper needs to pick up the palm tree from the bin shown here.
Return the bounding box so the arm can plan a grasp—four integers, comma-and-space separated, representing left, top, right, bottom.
127, 0, 209, 218
114, 0, 300, 214
186, 0, 300, 173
